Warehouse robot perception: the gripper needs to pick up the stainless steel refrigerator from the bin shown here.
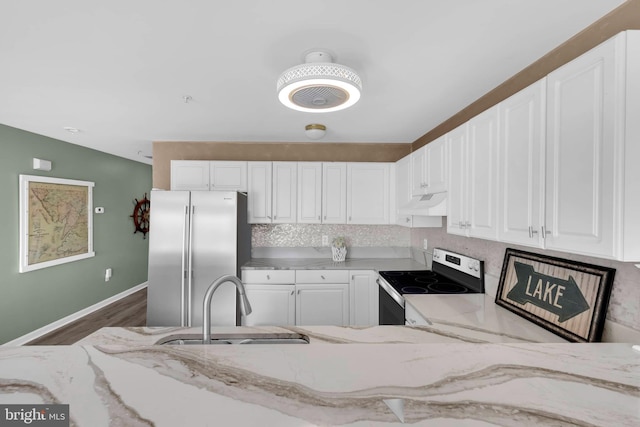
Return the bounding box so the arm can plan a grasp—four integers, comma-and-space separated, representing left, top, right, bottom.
146, 190, 251, 327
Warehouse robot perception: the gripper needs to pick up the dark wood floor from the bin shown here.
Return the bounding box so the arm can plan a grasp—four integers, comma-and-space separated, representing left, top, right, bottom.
26, 288, 147, 345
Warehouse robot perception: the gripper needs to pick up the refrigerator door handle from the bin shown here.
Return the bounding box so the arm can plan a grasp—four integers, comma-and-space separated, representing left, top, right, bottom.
181, 205, 189, 327
187, 205, 195, 327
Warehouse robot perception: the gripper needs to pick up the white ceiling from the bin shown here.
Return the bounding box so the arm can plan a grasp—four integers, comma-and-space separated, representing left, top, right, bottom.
0, 0, 625, 165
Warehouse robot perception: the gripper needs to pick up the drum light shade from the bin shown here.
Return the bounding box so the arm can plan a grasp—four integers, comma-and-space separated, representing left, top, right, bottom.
277, 51, 362, 113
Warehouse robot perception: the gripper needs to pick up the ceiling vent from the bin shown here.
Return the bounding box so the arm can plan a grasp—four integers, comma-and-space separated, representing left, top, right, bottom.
277, 51, 362, 113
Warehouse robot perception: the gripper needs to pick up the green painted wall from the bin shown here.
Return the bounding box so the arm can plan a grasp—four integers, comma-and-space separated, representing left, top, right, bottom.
0, 124, 152, 344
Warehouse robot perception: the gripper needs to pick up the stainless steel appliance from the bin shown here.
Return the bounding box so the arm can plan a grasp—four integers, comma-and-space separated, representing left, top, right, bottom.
147, 190, 250, 327
377, 248, 484, 325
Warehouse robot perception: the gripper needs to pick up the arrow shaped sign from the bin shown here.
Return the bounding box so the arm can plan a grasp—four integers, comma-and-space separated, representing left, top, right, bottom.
507, 262, 590, 323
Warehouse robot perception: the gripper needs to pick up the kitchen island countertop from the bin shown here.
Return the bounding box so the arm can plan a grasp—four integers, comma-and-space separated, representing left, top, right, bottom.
1, 326, 638, 426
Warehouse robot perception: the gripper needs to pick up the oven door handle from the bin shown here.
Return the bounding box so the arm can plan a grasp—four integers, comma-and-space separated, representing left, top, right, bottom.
377, 277, 405, 309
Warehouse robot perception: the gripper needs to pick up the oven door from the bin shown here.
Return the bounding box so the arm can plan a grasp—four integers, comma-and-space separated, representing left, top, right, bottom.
377, 278, 405, 325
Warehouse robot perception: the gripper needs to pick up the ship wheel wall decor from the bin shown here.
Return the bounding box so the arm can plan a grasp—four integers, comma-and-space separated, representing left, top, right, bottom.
130, 193, 150, 238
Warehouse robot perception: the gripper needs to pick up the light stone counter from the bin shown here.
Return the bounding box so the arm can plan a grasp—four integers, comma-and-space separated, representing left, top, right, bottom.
77, 325, 552, 347
405, 294, 569, 344
242, 257, 426, 271
0, 338, 638, 426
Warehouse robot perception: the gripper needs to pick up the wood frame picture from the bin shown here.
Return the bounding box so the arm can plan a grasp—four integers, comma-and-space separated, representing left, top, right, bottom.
496, 248, 615, 342
19, 174, 95, 273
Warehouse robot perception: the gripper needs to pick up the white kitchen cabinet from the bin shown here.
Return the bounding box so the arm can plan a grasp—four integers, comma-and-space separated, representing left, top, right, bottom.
296, 284, 349, 326
346, 162, 391, 224
241, 284, 296, 326
543, 31, 639, 260
210, 161, 247, 192
272, 162, 297, 223
170, 160, 210, 190
171, 160, 247, 191
247, 162, 297, 224
447, 106, 499, 239
395, 154, 413, 227
322, 163, 347, 224
498, 79, 546, 247
349, 270, 378, 326
247, 162, 272, 223
297, 162, 322, 223
295, 270, 349, 326
241, 270, 296, 326
411, 136, 447, 196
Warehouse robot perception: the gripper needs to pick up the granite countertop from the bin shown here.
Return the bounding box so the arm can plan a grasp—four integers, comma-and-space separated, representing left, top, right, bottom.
1, 331, 638, 426
242, 257, 426, 271
405, 294, 569, 344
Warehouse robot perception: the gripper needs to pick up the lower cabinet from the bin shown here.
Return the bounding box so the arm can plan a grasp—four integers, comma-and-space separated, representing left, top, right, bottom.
295, 284, 349, 326
241, 269, 377, 326
349, 270, 379, 326
242, 284, 295, 326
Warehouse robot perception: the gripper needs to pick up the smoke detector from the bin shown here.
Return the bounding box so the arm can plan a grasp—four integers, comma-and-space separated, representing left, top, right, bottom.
277, 50, 362, 113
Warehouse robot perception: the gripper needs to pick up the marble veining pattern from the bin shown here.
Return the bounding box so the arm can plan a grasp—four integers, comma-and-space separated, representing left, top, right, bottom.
0, 341, 637, 426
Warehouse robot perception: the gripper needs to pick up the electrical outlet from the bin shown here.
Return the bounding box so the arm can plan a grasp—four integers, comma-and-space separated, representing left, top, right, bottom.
322, 235, 329, 246
423, 239, 428, 250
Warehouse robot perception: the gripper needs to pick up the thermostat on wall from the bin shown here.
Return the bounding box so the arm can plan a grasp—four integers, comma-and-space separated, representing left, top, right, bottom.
95, 207, 105, 214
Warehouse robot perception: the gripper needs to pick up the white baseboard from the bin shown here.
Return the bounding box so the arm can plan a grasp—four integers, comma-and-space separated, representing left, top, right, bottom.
2, 282, 148, 347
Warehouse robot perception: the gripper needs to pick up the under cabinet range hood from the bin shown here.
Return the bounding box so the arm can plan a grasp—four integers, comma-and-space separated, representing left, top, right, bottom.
399, 192, 447, 216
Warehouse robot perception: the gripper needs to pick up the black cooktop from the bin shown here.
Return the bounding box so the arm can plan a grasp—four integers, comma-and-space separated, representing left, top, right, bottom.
378, 270, 480, 295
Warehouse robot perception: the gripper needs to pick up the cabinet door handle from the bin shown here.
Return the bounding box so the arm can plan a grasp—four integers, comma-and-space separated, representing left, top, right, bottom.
459, 221, 465, 229
273, 215, 277, 220
267, 215, 272, 219
406, 217, 411, 223
541, 226, 550, 239
297, 289, 300, 295
324, 215, 327, 220
290, 290, 294, 295
318, 215, 321, 220
321, 275, 326, 280
267, 274, 271, 280
348, 216, 352, 222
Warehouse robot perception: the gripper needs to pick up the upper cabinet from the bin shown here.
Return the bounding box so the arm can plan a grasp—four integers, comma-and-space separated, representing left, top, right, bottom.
210, 161, 247, 191
497, 79, 546, 247
395, 154, 413, 227
543, 31, 639, 260
346, 163, 392, 224
447, 106, 499, 239
297, 162, 323, 224
412, 136, 447, 196
494, 31, 640, 261
322, 163, 347, 224
170, 160, 211, 190
247, 161, 297, 224
171, 160, 247, 191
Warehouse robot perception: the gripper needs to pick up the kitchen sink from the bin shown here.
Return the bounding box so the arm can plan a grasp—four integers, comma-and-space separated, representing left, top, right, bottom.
155, 332, 310, 345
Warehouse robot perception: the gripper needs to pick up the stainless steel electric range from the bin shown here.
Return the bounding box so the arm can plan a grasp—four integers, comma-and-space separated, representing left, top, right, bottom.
377, 248, 485, 325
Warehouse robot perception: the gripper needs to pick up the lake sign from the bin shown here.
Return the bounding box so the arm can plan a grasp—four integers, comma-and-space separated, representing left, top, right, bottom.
496, 249, 615, 343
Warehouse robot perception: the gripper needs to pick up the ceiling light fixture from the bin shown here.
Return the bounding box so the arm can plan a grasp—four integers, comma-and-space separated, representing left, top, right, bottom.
63, 127, 80, 133
305, 124, 326, 140
277, 50, 362, 113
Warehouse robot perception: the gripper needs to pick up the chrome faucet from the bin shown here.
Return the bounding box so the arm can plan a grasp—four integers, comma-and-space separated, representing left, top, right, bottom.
202, 275, 252, 343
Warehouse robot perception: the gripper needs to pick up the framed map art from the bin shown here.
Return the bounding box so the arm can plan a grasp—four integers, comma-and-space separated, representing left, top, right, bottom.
19, 175, 95, 273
